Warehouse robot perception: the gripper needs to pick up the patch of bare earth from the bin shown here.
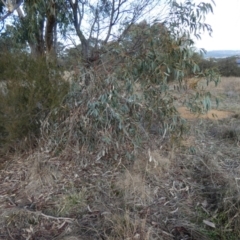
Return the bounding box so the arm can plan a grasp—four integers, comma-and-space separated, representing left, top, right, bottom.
178, 107, 233, 120
0, 77, 240, 239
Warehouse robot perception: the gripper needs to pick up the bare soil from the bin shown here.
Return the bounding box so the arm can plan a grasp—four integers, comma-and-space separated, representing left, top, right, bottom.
178, 107, 234, 120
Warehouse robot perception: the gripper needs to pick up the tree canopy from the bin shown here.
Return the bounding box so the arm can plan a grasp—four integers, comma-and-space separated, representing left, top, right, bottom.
0, 0, 215, 60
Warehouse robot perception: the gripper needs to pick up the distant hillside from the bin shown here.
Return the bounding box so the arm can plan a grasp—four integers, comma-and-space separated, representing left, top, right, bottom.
205, 50, 240, 58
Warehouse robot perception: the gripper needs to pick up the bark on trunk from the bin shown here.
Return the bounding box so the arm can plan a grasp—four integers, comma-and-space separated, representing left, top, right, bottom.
16, 1, 57, 59
69, 0, 90, 61
45, 14, 56, 59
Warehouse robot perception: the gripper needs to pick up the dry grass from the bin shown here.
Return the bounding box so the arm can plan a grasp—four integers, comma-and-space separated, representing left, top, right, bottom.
206, 76, 240, 112
1, 77, 240, 239
206, 76, 240, 94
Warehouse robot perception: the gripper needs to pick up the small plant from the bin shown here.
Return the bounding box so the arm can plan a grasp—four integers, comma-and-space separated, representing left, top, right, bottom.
56, 191, 87, 217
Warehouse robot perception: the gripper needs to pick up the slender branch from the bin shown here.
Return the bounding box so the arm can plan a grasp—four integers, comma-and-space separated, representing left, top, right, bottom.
0, 11, 11, 21
89, 8, 98, 41
103, 0, 115, 43
0, 0, 24, 21
78, 1, 84, 28
112, 0, 127, 25
16, 7, 24, 18
19, 207, 75, 222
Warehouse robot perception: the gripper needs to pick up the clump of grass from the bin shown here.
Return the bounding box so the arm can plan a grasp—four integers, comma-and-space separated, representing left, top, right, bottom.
208, 120, 240, 142
176, 118, 240, 240
24, 151, 61, 194
221, 127, 240, 142
103, 211, 151, 240
56, 190, 88, 217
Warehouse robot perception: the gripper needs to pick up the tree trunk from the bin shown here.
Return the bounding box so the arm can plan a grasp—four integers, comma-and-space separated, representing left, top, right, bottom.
15, 1, 57, 59
45, 14, 56, 60
69, 0, 90, 62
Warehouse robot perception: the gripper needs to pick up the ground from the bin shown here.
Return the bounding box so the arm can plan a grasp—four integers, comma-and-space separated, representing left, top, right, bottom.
0, 77, 240, 239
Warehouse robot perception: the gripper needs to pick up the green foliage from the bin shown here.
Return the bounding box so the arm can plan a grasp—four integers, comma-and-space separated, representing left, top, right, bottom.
61, 44, 82, 69
217, 57, 240, 77
199, 56, 240, 77
168, 0, 214, 39
42, 19, 219, 161
196, 206, 240, 240
0, 52, 69, 149
0, 25, 28, 53
120, 22, 220, 114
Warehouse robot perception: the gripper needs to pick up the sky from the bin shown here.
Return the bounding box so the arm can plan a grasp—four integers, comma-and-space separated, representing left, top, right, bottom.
2, 0, 239, 51
195, 0, 240, 51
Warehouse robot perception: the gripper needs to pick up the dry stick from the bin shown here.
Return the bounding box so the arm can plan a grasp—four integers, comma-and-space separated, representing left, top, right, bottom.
14, 207, 75, 223
38, 211, 74, 222
6, 227, 14, 240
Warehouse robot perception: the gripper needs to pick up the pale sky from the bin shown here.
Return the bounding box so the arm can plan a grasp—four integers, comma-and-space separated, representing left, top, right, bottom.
195, 0, 240, 50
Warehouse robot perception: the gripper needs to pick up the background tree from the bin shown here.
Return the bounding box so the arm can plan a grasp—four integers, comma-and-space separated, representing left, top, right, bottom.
0, 0, 215, 62
0, 0, 68, 58
0, 24, 27, 52
65, 0, 163, 62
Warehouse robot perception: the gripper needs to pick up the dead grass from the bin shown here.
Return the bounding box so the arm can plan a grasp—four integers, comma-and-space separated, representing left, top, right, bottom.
1, 77, 240, 239
206, 76, 240, 112
206, 76, 240, 94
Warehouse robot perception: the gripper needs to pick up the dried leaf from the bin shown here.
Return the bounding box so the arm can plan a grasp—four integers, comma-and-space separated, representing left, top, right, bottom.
203, 220, 216, 228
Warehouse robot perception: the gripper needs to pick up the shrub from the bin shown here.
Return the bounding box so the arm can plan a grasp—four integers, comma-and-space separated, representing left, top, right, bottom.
40, 24, 220, 162
198, 56, 240, 77
217, 57, 240, 77
0, 52, 69, 150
